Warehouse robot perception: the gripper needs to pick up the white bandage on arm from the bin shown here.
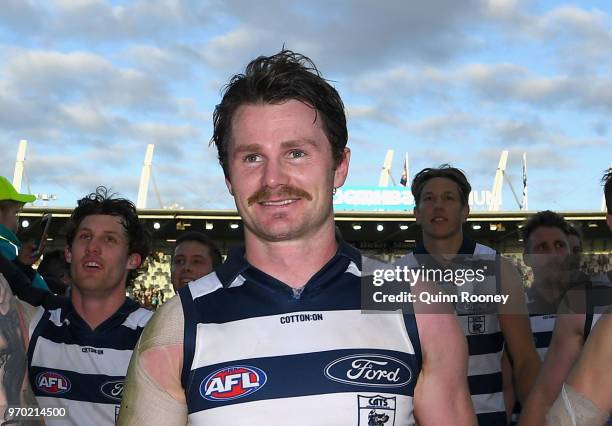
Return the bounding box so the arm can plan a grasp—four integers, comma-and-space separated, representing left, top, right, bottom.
118, 297, 188, 425
547, 383, 609, 426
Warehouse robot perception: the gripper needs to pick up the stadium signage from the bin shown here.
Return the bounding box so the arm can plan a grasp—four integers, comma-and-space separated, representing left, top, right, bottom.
333, 187, 414, 211
333, 186, 500, 211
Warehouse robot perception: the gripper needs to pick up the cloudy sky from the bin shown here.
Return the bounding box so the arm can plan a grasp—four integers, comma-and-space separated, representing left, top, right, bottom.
0, 0, 610, 212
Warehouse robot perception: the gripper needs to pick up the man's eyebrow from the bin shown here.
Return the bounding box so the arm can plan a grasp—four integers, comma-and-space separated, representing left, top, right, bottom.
76, 227, 123, 236
232, 139, 319, 155
232, 144, 261, 155
279, 139, 319, 149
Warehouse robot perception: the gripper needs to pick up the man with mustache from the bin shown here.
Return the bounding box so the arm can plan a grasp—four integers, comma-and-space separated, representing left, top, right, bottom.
397, 165, 541, 425
119, 50, 475, 425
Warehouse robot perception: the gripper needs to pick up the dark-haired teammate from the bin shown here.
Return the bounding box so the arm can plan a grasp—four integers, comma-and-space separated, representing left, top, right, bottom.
522, 211, 573, 321
119, 50, 475, 425
398, 165, 540, 425
171, 231, 222, 292
504, 211, 574, 423
0, 187, 153, 424
543, 169, 612, 425
520, 170, 612, 426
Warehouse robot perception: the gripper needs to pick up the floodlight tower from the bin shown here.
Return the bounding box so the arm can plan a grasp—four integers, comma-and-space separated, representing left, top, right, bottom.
13, 140, 28, 191
137, 144, 155, 209
378, 149, 395, 187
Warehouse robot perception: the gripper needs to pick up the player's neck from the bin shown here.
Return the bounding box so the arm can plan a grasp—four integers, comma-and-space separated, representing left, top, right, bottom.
533, 276, 568, 301
71, 285, 127, 330
422, 231, 464, 261
244, 222, 339, 289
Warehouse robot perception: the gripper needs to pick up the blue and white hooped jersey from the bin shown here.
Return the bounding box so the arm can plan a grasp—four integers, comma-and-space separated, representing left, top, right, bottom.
525, 288, 557, 361
398, 237, 506, 426
584, 271, 612, 339
27, 299, 152, 425
179, 242, 422, 426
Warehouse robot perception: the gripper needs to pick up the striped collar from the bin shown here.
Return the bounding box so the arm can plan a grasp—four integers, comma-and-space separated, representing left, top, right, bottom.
215, 240, 361, 295
60, 297, 143, 332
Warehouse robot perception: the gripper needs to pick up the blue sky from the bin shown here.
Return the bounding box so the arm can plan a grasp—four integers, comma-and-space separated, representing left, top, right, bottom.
0, 0, 610, 212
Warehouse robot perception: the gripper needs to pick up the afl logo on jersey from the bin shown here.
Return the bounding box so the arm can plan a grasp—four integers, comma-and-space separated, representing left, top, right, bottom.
100, 380, 124, 401
200, 365, 267, 401
36, 371, 71, 394
324, 354, 412, 388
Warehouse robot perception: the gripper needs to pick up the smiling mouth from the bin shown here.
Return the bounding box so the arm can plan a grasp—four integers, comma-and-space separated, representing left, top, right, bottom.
83, 261, 102, 270
432, 217, 447, 222
259, 199, 299, 207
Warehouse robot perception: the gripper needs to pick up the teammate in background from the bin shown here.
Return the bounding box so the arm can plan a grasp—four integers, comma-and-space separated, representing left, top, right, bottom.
521, 171, 612, 426
119, 50, 475, 425
397, 165, 541, 425
566, 225, 583, 265
522, 211, 573, 321
503, 211, 573, 423
0, 176, 48, 291
1, 186, 153, 425
546, 168, 612, 425
170, 231, 222, 292
37, 249, 72, 296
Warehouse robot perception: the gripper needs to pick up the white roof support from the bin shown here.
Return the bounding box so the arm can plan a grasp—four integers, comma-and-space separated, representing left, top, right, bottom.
137, 144, 155, 209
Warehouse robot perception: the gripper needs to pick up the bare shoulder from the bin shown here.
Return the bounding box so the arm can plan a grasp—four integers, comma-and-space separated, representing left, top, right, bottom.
138, 294, 184, 349
567, 312, 612, 412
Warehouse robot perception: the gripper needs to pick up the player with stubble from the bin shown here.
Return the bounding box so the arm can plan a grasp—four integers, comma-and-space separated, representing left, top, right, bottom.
119, 50, 475, 425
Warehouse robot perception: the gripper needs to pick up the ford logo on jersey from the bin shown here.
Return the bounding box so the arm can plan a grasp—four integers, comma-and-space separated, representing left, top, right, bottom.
100, 380, 124, 401
36, 371, 71, 394
200, 365, 267, 401
324, 354, 412, 387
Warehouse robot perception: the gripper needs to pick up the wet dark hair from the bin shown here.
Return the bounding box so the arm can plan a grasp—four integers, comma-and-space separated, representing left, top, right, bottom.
522, 210, 571, 251
65, 186, 151, 286
603, 168, 612, 214
411, 164, 471, 207
175, 231, 223, 269
211, 49, 347, 179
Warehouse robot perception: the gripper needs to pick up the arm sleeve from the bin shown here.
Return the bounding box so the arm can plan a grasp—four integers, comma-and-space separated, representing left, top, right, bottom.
118, 296, 188, 425
12, 257, 36, 281
0, 253, 64, 308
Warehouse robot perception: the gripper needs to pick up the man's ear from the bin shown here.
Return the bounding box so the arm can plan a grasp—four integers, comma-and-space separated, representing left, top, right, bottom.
333, 148, 351, 190
414, 205, 421, 225
64, 246, 72, 263
127, 253, 142, 270
607, 213, 612, 232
